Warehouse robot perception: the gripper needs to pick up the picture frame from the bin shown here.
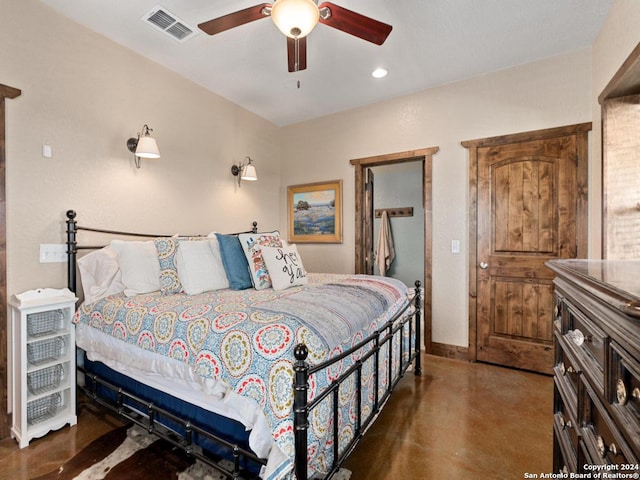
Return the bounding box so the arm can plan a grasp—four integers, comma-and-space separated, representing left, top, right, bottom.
287, 180, 343, 243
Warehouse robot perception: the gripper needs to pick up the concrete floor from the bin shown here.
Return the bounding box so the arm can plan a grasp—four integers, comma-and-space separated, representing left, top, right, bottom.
344, 355, 553, 479
0, 354, 553, 480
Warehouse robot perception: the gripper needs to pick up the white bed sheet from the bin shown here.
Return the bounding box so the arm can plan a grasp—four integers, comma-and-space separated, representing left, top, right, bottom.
75, 323, 285, 474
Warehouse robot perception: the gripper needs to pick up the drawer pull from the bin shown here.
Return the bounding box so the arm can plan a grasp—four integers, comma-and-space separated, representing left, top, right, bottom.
597, 435, 606, 457
571, 329, 591, 346
596, 435, 620, 458
560, 416, 572, 430
559, 362, 575, 376
622, 301, 640, 319
633, 387, 640, 401
559, 362, 566, 375
616, 379, 628, 405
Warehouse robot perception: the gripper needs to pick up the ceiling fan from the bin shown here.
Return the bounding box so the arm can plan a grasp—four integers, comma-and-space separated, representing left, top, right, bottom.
198, 0, 392, 72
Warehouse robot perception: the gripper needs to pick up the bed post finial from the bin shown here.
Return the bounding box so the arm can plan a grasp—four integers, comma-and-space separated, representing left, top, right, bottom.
251, 221, 258, 233
414, 280, 422, 376
293, 343, 309, 480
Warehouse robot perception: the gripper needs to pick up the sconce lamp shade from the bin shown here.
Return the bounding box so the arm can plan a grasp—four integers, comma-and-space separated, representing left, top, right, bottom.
231, 156, 258, 186
127, 124, 160, 168
135, 135, 160, 159
241, 163, 258, 181
271, 0, 320, 38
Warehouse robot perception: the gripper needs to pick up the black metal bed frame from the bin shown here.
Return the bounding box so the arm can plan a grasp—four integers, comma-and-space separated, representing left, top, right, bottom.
65, 209, 422, 480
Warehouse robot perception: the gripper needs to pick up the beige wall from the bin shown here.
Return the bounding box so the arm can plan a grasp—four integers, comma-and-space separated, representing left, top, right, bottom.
590, 0, 640, 259
1, 0, 282, 297
280, 49, 593, 347
4, 0, 640, 351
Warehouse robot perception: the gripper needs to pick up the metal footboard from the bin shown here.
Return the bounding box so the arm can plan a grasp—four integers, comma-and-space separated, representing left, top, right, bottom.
294, 282, 422, 480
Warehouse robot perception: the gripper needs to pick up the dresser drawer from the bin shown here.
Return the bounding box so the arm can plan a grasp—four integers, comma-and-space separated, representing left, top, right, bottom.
553, 421, 577, 474
564, 304, 608, 391
609, 341, 640, 458
581, 378, 638, 467
555, 331, 581, 402
554, 381, 579, 464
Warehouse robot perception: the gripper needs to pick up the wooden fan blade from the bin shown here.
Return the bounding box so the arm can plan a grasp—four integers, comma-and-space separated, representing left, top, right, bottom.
318, 2, 392, 45
287, 36, 307, 72
198, 3, 271, 36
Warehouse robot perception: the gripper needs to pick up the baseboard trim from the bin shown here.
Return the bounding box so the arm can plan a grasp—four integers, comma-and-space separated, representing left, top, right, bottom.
430, 342, 469, 361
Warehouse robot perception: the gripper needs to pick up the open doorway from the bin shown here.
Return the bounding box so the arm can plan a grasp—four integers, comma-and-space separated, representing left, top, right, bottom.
350, 147, 438, 353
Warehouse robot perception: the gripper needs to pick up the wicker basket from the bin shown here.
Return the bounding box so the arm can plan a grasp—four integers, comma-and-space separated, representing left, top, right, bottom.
27, 364, 64, 395
27, 393, 61, 425
27, 336, 66, 366
27, 309, 64, 337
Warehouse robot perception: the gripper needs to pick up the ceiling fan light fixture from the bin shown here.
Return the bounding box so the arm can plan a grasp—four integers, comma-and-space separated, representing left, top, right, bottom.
271, 0, 319, 38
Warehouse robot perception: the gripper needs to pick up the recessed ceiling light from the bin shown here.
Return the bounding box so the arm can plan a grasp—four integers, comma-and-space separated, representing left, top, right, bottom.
371, 68, 388, 79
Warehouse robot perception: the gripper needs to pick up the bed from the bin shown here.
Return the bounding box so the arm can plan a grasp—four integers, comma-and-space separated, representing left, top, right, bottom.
65, 210, 422, 480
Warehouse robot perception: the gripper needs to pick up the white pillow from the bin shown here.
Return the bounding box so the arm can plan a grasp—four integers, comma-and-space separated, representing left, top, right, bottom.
77, 246, 125, 303
175, 239, 229, 295
260, 244, 308, 291
110, 240, 161, 296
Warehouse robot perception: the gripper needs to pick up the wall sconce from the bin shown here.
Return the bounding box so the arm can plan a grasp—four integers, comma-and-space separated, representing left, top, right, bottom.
231, 156, 258, 186
127, 124, 160, 168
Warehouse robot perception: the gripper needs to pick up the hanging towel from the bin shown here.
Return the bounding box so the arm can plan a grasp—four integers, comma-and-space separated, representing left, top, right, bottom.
376, 210, 396, 276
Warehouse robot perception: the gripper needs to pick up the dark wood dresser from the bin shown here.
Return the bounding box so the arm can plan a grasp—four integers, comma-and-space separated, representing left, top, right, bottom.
546, 260, 640, 475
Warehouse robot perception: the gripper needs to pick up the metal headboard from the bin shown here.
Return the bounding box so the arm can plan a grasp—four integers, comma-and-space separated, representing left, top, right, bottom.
65, 209, 258, 294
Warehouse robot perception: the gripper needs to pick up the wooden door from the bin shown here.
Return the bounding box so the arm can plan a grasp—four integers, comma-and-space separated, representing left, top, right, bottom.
464, 124, 590, 374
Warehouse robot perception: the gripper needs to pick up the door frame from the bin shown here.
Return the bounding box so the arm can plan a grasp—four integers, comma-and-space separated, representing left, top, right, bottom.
350, 147, 439, 353
0, 83, 21, 439
463, 123, 590, 363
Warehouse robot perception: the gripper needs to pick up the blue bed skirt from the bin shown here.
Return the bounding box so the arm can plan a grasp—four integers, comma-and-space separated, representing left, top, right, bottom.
82, 355, 264, 477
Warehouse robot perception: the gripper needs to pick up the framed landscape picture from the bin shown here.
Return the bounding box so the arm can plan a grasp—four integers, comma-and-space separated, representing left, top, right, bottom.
287, 180, 343, 243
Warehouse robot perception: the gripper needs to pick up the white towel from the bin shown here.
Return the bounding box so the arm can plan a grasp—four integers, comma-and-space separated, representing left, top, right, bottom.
376, 210, 395, 276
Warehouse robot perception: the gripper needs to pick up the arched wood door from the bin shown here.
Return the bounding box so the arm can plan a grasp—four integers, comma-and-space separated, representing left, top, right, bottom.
0, 83, 21, 439
464, 124, 590, 374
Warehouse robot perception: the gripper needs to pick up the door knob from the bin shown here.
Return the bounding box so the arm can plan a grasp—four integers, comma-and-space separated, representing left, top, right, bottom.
479, 262, 488, 269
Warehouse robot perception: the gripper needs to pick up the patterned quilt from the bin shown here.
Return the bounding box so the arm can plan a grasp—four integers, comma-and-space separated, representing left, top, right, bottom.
74, 273, 411, 480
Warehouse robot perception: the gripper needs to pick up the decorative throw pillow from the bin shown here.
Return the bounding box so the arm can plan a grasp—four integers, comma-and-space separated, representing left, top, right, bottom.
216, 234, 253, 290
237, 231, 283, 290
260, 244, 308, 291
154, 237, 182, 294
110, 240, 161, 296
175, 239, 229, 294
154, 236, 218, 294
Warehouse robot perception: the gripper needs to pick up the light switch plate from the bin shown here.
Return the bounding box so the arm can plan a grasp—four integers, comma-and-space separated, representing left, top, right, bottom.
40, 244, 67, 263
451, 240, 461, 254
42, 144, 52, 158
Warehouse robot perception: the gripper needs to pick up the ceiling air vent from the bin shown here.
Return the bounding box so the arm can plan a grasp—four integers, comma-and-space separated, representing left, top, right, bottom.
143, 6, 197, 42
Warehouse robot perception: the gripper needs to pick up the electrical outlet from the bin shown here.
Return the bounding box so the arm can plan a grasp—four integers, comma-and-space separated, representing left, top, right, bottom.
39, 244, 67, 263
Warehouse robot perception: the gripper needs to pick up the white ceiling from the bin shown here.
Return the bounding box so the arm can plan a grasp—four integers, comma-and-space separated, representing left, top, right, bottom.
39, 0, 612, 127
